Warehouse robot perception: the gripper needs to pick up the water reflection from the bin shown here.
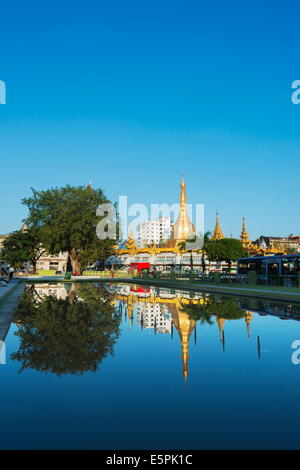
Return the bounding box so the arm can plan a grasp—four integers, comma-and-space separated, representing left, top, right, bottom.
111, 284, 249, 382
12, 283, 121, 375
12, 282, 300, 382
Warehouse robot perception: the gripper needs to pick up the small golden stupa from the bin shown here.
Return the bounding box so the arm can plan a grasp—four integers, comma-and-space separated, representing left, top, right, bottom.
212, 212, 224, 240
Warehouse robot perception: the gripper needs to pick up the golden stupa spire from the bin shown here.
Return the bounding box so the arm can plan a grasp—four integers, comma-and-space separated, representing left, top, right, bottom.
244, 311, 253, 338
240, 217, 250, 245
212, 212, 224, 240
180, 175, 186, 208
169, 176, 195, 246
126, 231, 138, 255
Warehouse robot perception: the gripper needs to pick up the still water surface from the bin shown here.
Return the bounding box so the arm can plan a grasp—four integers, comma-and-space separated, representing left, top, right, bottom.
2, 281, 300, 449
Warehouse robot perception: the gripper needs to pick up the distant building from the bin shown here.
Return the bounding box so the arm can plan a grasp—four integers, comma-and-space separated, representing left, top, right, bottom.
0, 234, 8, 262
0, 228, 68, 272
255, 235, 300, 253
36, 252, 68, 273
31, 283, 68, 301
21, 224, 69, 273
138, 216, 173, 247
0, 234, 7, 249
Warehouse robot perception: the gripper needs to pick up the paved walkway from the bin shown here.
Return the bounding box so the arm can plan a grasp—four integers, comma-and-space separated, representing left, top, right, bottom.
0, 279, 21, 303
0, 281, 26, 342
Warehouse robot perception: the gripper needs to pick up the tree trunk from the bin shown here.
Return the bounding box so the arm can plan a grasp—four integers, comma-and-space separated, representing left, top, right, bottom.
190, 251, 193, 271
68, 283, 78, 304
69, 249, 81, 274
201, 251, 206, 273
31, 259, 37, 275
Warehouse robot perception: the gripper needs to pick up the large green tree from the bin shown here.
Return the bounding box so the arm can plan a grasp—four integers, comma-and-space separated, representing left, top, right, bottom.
181, 294, 245, 321
2, 227, 45, 273
206, 238, 247, 271
23, 185, 118, 273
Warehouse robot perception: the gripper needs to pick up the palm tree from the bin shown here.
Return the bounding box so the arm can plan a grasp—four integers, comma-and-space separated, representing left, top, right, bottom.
179, 299, 214, 325
178, 231, 211, 272
178, 238, 194, 271
201, 231, 212, 273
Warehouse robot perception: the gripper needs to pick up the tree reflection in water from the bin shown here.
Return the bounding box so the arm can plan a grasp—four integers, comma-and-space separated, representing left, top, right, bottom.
180, 294, 246, 322
12, 283, 121, 376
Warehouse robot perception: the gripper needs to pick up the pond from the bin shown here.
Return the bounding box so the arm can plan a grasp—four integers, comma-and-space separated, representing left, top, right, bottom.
1, 281, 300, 449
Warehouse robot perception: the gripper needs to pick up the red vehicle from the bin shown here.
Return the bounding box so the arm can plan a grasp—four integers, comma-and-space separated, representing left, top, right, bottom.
130, 262, 151, 274
130, 286, 151, 293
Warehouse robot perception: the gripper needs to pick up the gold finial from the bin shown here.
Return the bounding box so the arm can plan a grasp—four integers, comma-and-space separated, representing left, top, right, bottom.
180, 175, 186, 207
212, 212, 224, 240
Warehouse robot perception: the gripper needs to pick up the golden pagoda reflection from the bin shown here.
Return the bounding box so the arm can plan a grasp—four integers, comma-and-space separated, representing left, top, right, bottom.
169, 302, 197, 384
113, 291, 197, 383
244, 311, 253, 338
126, 295, 135, 328
216, 317, 225, 342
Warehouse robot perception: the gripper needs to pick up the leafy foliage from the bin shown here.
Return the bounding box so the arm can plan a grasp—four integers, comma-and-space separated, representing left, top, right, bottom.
206, 238, 247, 264
2, 228, 45, 272
181, 294, 245, 321
22, 185, 118, 272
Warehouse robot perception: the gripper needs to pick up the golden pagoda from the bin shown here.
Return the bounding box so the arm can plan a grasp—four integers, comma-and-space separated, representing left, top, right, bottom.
125, 231, 138, 256
212, 212, 224, 240
240, 217, 250, 245
168, 176, 195, 247
238, 218, 282, 256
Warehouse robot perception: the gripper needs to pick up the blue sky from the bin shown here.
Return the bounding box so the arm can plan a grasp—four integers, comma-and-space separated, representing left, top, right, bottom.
0, 0, 300, 239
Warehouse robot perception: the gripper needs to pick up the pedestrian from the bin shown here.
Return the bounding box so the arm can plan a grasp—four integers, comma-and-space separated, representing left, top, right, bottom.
9, 266, 14, 280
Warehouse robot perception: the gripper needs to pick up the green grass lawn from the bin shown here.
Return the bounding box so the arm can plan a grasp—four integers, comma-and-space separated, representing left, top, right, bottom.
36, 270, 58, 276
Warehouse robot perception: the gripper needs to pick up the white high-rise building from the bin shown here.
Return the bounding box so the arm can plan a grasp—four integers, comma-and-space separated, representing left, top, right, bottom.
136, 303, 172, 334
138, 217, 173, 247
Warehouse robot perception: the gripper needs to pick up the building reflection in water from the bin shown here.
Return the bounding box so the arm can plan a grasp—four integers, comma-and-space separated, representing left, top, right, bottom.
12, 282, 300, 381
109, 284, 258, 383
